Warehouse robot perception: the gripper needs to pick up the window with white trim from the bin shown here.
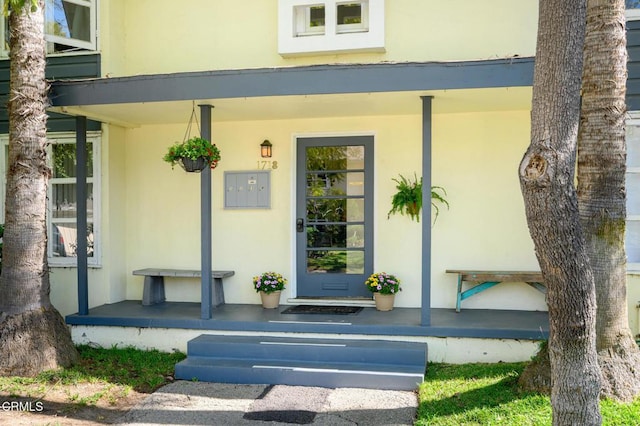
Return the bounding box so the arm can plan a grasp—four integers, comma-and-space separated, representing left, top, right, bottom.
1, 132, 101, 267
279, 0, 384, 56
0, 0, 97, 57
626, 117, 640, 268
627, 0, 640, 20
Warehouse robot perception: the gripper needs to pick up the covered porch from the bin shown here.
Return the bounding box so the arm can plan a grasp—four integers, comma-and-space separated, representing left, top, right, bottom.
47, 58, 555, 371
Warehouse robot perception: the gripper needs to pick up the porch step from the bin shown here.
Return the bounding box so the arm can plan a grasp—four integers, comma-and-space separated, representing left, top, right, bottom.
174, 335, 427, 390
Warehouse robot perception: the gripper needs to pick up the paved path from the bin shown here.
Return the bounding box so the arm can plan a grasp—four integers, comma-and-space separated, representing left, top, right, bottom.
116, 381, 418, 425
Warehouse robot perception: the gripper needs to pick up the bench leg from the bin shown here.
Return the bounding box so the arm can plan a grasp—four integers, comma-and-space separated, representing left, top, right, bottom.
142, 276, 165, 306
212, 277, 225, 307
456, 275, 463, 313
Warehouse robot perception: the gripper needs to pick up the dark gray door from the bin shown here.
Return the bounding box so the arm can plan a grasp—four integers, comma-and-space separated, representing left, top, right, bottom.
296, 136, 373, 298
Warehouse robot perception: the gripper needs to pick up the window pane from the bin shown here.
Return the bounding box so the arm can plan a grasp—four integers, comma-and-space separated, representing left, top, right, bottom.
346, 198, 364, 221
51, 222, 94, 258
52, 142, 93, 178
307, 199, 347, 222
627, 221, 640, 262
46, 0, 91, 42
310, 6, 325, 27
306, 250, 364, 274
306, 146, 364, 170
305, 224, 364, 249
52, 183, 93, 219
337, 3, 362, 24
627, 173, 640, 216
627, 0, 640, 9
294, 5, 325, 36
306, 172, 364, 197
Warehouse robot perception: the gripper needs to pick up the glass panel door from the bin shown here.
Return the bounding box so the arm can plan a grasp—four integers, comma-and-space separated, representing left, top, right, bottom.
296, 136, 373, 298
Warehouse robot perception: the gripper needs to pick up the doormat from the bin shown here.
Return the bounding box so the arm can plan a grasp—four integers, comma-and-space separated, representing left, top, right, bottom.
281, 305, 363, 315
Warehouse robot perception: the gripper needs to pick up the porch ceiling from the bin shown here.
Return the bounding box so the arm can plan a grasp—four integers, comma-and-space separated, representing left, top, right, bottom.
48, 87, 533, 128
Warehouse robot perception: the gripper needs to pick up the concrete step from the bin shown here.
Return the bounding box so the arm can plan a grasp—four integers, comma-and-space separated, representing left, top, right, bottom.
174, 334, 427, 390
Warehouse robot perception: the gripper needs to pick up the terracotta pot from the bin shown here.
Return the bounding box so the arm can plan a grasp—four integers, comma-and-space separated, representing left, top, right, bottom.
260, 291, 281, 309
374, 293, 395, 311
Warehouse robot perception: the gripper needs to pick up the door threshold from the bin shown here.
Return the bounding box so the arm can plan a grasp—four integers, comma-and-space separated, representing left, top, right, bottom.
286, 298, 375, 307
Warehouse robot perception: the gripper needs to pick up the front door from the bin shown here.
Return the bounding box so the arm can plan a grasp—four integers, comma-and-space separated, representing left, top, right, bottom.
296, 136, 373, 298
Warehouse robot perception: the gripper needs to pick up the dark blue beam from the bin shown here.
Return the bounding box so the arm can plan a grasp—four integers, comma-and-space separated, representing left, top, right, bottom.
49, 58, 535, 107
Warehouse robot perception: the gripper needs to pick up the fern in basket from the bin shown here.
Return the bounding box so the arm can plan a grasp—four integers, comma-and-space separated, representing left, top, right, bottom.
388, 173, 449, 223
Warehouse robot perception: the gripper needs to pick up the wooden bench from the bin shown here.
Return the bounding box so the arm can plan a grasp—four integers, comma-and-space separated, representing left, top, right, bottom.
445, 270, 545, 312
133, 268, 235, 307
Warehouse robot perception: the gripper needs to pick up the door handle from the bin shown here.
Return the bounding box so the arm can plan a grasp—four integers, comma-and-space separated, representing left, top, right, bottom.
296, 218, 304, 232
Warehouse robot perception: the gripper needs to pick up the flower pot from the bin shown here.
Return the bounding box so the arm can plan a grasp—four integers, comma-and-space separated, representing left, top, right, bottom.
374, 293, 395, 311
260, 291, 281, 309
180, 157, 207, 172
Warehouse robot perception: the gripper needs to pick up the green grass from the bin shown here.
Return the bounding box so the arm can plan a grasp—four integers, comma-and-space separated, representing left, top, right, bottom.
416, 362, 640, 426
0, 345, 186, 407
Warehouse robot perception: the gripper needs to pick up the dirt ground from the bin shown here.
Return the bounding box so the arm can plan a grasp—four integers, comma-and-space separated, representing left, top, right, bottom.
0, 382, 148, 425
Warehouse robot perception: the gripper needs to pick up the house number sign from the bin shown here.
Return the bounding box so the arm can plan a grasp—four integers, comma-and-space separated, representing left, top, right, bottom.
257, 160, 278, 170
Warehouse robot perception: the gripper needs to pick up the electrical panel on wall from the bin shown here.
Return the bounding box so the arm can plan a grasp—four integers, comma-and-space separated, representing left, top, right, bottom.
224, 171, 271, 209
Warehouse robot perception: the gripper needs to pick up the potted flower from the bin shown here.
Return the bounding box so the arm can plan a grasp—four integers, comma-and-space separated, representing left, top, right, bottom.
387, 173, 448, 223
253, 271, 287, 309
163, 137, 221, 172
365, 272, 401, 311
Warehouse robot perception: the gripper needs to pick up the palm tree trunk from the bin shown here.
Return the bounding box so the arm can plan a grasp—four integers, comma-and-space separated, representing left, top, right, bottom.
578, 0, 640, 402
519, 0, 601, 423
0, 0, 77, 376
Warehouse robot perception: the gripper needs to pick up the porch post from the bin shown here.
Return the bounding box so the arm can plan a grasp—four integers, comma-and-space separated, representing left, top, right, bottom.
421, 96, 433, 326
199, 104, 213, 319
76, 116, 89, 315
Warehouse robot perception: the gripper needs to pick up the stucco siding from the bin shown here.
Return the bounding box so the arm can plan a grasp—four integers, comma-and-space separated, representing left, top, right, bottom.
99, 0, 538, 77
113, 102, 543, 313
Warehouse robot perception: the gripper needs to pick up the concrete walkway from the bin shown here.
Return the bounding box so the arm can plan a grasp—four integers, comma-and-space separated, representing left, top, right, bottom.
116, 381, 419, 425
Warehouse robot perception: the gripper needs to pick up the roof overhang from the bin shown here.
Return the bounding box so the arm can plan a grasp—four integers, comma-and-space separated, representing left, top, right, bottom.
48, 57, 535, 127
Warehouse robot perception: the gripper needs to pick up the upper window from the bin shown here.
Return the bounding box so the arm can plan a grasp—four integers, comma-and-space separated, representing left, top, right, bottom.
627, 0, 640, 20
0, 0, 96, 57
279, 0, 384, 56
626, 117, 640, 269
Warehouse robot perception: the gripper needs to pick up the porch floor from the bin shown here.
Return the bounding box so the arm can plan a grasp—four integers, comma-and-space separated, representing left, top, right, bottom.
65, 301, 549, 340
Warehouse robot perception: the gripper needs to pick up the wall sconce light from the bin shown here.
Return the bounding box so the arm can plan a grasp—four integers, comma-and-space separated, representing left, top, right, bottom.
261, 140, 273, 158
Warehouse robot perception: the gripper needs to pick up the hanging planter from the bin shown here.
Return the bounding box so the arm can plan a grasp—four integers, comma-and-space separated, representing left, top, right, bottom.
387, 173, 449, 223
163, 105, 222, 173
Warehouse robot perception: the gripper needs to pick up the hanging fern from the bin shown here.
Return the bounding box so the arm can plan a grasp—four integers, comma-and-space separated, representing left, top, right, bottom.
387, 173, 449, 223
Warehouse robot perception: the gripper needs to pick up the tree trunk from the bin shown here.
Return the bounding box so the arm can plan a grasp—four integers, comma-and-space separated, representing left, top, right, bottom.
0, 0, 77, 376
577, 0, 640, 402
519, 0, 601, 424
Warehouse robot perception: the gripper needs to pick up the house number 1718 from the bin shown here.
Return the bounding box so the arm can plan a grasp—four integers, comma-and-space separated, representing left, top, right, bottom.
257, 160, 278, 170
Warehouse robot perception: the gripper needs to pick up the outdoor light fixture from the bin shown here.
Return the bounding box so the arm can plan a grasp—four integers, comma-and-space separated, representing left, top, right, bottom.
261, 140, 273, 158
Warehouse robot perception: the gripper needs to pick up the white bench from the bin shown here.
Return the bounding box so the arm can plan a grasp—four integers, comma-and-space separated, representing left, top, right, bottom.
133, 268, 235, 306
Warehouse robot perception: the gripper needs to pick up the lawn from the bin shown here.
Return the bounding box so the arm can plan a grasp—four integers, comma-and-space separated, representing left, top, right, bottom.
417, 362, 640, 425
1, 346, 639, 425
0, 345, 186, 425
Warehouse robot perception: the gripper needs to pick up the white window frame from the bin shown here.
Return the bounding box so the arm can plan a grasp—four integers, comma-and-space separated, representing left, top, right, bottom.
279, 0, 384, 56
44, 0, 97, 52
626, 114, 640, 270
294, 4, 326, 37
627, 0, 640, 20
0, 132, 101, 267
336, 2, 369, 34
0, 0, 97, 58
